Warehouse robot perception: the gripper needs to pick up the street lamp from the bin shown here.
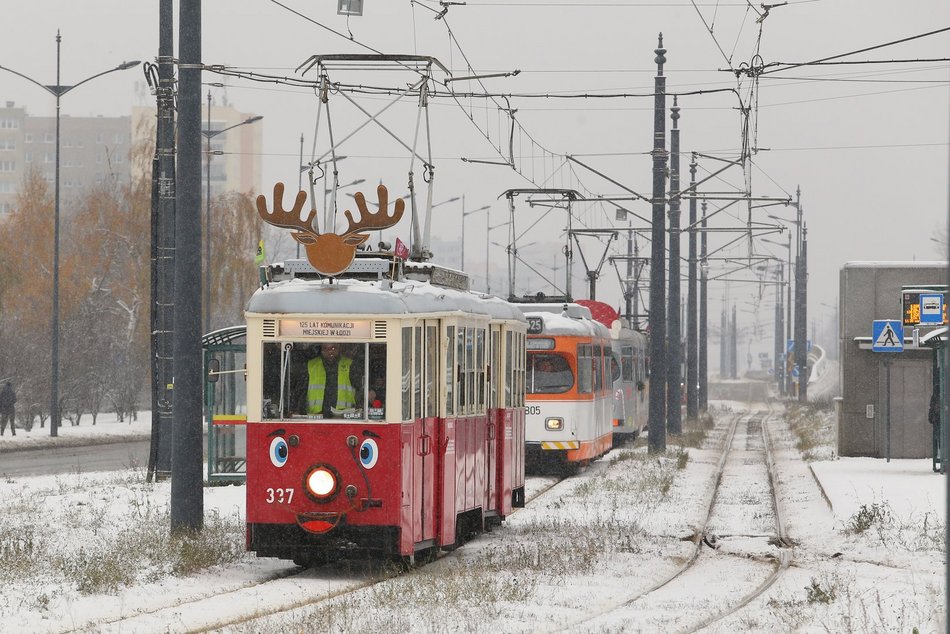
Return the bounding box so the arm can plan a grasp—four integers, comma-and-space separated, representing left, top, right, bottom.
0, 32, 140, 438
202, 91, 262, 334
461, 197, 490, 272
486, 219, 511, 294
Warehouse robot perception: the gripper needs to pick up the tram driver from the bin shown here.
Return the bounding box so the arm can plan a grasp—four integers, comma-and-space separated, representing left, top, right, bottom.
300, 342, 364, 418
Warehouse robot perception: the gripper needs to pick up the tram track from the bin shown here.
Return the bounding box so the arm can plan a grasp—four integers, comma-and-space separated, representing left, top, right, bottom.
67, 474, 568, 634
562, 402, 793, 633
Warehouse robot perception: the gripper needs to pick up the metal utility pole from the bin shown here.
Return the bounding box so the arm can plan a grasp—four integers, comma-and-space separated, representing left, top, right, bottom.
720, 303, 728, 378
796, 223, 809, 401
773, 262, 784, 397
730, 305, 738, 379
686, 155, 698, 421
698, 200, 708, 411
148, 0, 176, 480
648, 34, 669, 453
172, 0, 204, 533
667, 97, 682, 435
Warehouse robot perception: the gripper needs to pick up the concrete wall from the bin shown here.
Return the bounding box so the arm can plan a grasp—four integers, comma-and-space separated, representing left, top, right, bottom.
838, 262, 947, 457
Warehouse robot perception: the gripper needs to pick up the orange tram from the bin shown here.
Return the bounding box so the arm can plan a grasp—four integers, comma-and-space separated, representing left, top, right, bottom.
516, 299, 650, 473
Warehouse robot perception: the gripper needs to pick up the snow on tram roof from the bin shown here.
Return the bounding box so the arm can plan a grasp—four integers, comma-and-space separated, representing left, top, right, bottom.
246, 277, 526, 322
517, 305, 609, 338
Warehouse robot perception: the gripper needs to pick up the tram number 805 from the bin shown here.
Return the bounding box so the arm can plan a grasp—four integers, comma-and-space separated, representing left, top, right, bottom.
525, 405, 542, 416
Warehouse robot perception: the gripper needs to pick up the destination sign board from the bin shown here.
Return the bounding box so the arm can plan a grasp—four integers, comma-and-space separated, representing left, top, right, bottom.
280, 319, 372, 338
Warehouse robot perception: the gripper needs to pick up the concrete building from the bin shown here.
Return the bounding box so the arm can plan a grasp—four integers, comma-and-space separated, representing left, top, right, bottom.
0, 101, 131, 214
0, 100, 262, 217
838, 261, 948, 458
132, 103, 262, 199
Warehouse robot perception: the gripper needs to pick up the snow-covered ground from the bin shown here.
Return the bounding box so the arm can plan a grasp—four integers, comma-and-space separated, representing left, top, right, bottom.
0, 401, 944, 633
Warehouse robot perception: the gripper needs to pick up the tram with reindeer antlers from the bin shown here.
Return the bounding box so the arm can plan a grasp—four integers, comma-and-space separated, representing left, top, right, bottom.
244, 181, 528, 565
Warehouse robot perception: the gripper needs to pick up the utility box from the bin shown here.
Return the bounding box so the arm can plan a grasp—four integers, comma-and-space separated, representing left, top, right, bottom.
838, 262, 947, 458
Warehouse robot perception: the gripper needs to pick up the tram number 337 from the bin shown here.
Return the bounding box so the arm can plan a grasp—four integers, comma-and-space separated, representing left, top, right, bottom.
526, 406, 542, 416
265, 488, 295, 504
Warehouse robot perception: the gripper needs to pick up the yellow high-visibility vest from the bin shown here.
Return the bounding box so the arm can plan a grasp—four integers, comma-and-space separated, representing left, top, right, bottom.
307, 357, 356, 414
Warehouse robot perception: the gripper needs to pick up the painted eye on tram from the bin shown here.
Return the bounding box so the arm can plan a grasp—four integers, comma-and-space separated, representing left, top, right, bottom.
269, 436, 289, 468
359, 438, 379, 469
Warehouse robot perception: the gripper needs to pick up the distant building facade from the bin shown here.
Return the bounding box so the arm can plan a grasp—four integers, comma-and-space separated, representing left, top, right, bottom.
132, 103, 262, 199
0, 100, 262, 217
838, 261, 948, 458
0, 101, 131, 214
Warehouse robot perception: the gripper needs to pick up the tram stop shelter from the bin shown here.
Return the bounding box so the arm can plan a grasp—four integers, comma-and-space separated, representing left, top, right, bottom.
203, 326, 248, 483
838, 262, 947, 459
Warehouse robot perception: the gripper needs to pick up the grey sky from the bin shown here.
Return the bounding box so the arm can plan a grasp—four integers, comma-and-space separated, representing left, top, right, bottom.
3, 1, 948, 355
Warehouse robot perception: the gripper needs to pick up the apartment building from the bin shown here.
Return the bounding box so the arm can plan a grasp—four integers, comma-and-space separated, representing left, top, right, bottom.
0, 100, 262, 216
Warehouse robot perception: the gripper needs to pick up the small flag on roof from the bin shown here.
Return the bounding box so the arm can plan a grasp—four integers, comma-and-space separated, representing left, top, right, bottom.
394, 237, 409, 260
254, 239, 265, 265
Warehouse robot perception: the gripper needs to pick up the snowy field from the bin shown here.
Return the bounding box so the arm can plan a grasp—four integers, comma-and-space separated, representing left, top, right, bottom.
0, 401, 944, 633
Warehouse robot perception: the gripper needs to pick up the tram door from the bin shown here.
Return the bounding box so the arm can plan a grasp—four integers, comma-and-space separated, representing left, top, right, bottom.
486, 325, 502, 512
419, 322, 440, 542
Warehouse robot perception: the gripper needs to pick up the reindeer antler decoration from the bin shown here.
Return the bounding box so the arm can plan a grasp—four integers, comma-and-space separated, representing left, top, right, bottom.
256, 182, 404, 277
343, 185, 405, 237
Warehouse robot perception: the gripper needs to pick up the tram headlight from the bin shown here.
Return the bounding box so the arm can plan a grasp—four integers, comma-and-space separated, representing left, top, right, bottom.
545, 417, 564, 431
304, 464, 339, 502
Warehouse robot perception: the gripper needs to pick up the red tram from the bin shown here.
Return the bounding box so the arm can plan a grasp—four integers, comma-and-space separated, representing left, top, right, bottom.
244, 256, 527, 565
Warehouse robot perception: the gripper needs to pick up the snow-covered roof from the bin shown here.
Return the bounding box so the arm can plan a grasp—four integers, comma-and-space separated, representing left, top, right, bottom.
519, 308, 609, 338
247, 277, 526, 322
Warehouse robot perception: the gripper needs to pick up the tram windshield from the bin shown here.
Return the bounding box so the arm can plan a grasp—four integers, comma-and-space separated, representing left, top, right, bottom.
261, 341, 387, 421
527, 353, 574, 394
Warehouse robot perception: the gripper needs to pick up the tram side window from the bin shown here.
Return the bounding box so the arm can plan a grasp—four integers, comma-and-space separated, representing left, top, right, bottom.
476, 328, 485, 413
490, 330, 500, 409
414, 326, 423, 419
466, 328, 475, 414
367, 343, 386, 420
517, 332, 526, 407
610, 353, 622, 384
505, 331, 513, 407
445, 326, 455, 416
577, 344, 593, 394
402, 327, 412, 420
426, 325, 438, 418
622, 346, 634, 381
592, 344, 603, 391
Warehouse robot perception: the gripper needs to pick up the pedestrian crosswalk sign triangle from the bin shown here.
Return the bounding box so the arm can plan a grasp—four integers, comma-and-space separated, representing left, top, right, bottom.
872, 320, 903, 352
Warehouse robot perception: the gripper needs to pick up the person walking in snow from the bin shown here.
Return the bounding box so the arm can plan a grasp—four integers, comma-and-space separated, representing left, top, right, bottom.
0, 381, 16, 436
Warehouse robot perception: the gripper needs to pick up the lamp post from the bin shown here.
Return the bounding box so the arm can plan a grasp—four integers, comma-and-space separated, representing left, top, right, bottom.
0, 32, 140, 438
762, 235, 792, 395
486, 219, 511, 294
768, 189, 804, 399
202, 91, 261, 334
461, 197, 490, 272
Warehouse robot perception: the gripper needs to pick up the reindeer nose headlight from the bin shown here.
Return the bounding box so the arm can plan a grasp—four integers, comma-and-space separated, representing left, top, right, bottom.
304, 464, 340, 503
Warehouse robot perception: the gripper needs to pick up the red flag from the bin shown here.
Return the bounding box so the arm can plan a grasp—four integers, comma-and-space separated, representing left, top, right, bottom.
394, 238, 409, 260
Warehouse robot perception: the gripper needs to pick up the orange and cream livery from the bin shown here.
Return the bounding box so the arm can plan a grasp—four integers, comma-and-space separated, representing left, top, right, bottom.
516, 302, 615, 472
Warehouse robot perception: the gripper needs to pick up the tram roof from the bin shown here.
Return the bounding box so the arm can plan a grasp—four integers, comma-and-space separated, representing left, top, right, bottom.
518, 306, 610, 338
246, 277, 526, 323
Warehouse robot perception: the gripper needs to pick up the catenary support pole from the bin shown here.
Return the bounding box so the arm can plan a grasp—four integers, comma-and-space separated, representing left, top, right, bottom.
667, 97, 682, 435
698, 200, 708, 411
172, 0, 204, 533
686, 155, 698, 421
148, 0, 176, 480
648, 34, 669, 453
797, 223, 809, 402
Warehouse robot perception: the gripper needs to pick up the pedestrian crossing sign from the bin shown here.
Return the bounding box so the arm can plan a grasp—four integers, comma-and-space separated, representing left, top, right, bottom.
872, 320, 903, 352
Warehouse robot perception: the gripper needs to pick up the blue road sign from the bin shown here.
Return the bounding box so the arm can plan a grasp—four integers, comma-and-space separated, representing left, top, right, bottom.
872, 320, 903, 352
919, 293, 944, 325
